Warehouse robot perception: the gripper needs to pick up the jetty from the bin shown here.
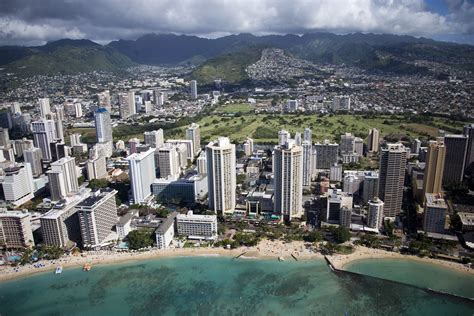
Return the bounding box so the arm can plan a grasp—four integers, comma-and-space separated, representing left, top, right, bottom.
324, 255, 473, 302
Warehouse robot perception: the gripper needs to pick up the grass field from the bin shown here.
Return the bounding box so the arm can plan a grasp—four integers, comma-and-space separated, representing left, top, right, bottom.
213, 103, 255, 114
67, 111, 466, 146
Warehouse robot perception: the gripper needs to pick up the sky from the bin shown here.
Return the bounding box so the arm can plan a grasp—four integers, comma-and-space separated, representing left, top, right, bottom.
0, 0, 473, 46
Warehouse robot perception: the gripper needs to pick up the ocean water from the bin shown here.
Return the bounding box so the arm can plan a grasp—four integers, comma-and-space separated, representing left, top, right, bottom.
345, 258, 474, 299
0, 257, 473, 316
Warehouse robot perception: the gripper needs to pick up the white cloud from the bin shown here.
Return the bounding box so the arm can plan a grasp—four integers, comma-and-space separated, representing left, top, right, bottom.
0, 0, 471, 45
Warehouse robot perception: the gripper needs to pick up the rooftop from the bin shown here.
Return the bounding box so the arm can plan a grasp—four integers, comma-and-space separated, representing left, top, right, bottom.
77, 188, 116, 209
156, 212, 178, 234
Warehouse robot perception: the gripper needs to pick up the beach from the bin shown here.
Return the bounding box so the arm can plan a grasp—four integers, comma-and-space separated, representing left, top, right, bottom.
0, 239, 322, 282
328, 245, 474, 275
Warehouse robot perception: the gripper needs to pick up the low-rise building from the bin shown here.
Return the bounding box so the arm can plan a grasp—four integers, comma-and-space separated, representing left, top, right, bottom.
176, 211, 218, 240
116, 209, 139, 239
458, 212, 474, 231
155, 212, 178, 249
152, 174, 208, 204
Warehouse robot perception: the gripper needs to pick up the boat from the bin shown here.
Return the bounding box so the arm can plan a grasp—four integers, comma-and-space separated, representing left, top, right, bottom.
83, 263, 92, 271
55, 266, 63, 274
278, 256, 285, 261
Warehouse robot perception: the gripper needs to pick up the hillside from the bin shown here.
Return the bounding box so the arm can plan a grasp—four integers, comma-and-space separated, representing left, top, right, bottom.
109, 32, 474, 76
1, 32, 473, 77
191, 46, 264, 84
2, 39, 134, 75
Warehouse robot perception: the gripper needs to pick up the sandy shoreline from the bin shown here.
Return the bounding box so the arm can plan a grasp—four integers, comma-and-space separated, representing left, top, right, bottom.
328, 245, 474, 275
0, 240, 321, 282
2, 242, 472, 282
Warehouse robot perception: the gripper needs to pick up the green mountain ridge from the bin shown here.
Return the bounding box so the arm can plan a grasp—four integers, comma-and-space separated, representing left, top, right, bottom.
2, 39, 134, 75
1, 32, 473, 77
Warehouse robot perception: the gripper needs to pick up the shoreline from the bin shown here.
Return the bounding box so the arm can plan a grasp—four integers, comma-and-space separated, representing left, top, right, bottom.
0, 240, 322, 282
328, 245, 474, 276
2, 242, 472, 283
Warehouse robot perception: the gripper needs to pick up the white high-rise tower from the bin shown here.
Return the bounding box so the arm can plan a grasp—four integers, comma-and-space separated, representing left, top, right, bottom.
127, 148, 156, 204
206, 137, 236, 214
273, 141, 303, 221
186, 123, 201, 156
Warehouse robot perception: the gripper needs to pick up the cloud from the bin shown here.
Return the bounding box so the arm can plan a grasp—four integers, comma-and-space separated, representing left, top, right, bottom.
0, 0, 472, 46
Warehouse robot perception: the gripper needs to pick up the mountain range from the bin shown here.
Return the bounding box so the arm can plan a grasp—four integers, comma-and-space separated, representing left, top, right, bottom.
0, 33, 473, 80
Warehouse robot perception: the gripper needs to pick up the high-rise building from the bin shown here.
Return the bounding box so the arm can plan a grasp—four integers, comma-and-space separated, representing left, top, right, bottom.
197, 151, 207, 174
1, 164, 35, 206
412, 139, 422, 156
31, 119, 56, 161
330, 163, 342, 182
127, 148, 156, 203
367, 128, 380, 153
206, 137, 236, 215
94, 108, 113, 157
47, 157, 79, 201
0, 128, 10, 148
86, 154, 107, 180
294, 132, 302, 146
157, 144, 180, 179
273, 141, 303, 221
326, 189, 353, 222
340, 133, 355, 154
41, 190, 89, 247
166, 139, 193, 160
186, 123, 201, 156
23, 147, 43, 177
354, 137, 364, 156
10, 102, 21, 115
443, 134, 468, 185
363, 171, 379, 204
70, 133, 82, 146
422, 139, 446, 197
302, 140, 312, 186
463, 123, 474, 174
190, 80, 198, 99
278, 130, 291, 146
303, 128, 312, 143
144, 129, 164, 148
0, 209, 34, 248
49, 140, 67, 162
243, 137, 254, 157
367, 197, 384, 229
77, 188, 118, 248
53, 114, 64, 142
175, 143, 188, 169
423, 193, 447, 234
378, 143, 407, 217
314, 140, 339, 169
128, 138, 140, 155
97, 90, 111, 111
119, 91, 136, 119
38, 98, 51, 118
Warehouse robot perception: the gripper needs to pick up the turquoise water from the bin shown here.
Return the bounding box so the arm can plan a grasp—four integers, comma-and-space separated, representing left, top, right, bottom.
345, 258, 474, 299
0, 257, 473, 315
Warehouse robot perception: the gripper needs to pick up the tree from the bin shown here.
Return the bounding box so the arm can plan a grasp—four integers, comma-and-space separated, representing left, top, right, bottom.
450, 213, 463, 231
383, 219, 395, 237
303, 230, 323, 243
127, 229, 155, 250
333, 226, 351, 244
88, 179, 108, 190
